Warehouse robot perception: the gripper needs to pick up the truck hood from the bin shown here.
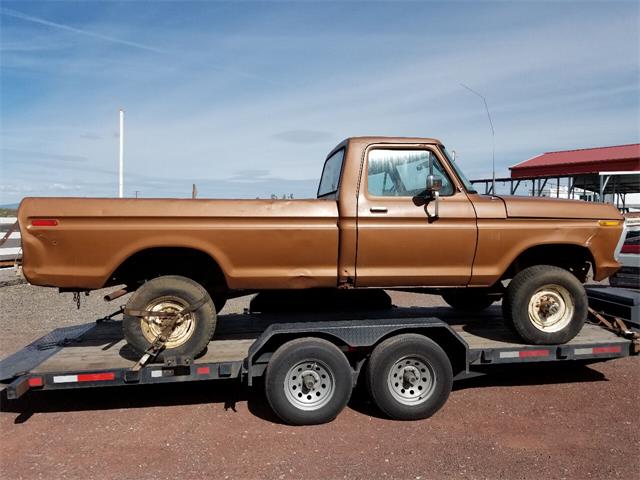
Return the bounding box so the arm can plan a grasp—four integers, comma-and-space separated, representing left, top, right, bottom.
497, 195, 623, 220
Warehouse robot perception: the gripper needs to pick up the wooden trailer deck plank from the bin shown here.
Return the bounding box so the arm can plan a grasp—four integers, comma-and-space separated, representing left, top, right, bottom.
453, 322, 627, 350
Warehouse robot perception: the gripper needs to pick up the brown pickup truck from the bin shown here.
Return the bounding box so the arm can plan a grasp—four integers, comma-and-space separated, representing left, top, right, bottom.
18, 136, 625, 358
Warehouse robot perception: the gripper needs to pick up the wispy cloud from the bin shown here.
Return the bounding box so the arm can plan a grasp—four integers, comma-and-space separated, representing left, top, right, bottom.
0, 7, 166, 54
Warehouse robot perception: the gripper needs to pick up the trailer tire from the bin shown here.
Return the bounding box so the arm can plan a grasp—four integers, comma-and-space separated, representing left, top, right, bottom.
503, 265, 587, 345
123, 275, 216, 360
441, 289, 496, 311
265, 338, 353, 425
367, 334, 452, 421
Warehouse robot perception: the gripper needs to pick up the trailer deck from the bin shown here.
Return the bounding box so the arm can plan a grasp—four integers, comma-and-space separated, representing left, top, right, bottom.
1, 306, 635, 402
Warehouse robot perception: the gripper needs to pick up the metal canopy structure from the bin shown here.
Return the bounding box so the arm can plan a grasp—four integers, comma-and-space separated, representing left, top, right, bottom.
471, 144, 640, 210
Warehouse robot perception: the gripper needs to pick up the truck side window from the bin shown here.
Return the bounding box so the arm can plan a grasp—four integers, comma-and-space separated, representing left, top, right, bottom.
367, 149, 454, 197
317, 149, 345, 198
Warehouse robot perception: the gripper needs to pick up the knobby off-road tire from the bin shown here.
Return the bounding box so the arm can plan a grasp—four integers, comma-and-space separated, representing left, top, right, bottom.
367, 334, 453, 421
502, 265, 587, 345
123, 275, 216, 360
441, 289, 496, 312
265, 338, 353, 425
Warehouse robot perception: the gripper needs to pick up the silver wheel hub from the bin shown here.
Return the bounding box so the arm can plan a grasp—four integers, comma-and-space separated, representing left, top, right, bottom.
528, 284, 575, 333
284, 361, 334, 411
388, 356, 436, 406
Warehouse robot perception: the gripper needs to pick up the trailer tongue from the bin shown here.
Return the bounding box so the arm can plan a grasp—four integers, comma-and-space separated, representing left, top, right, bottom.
1, 307, 637, 425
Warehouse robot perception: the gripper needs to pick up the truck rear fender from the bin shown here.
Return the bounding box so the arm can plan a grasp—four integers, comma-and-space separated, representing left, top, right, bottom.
107, 246, 229, 292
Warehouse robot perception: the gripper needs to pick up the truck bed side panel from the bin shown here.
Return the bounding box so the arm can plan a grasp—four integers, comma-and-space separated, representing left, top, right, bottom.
18, 198, 340, 290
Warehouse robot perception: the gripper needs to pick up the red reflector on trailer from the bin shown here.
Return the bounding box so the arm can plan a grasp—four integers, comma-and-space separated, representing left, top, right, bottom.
28, 377, 43, 387
593, 346, 622, 354
519, 349, 549, 358
77, 372, 115, 382
31, 219, 58, 227
196, 367, 210, 375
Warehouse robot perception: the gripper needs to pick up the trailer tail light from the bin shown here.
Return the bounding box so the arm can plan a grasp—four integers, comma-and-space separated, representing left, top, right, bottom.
31, 219, 58, 227
52, 372, 115, 384
28, 376, 44, 387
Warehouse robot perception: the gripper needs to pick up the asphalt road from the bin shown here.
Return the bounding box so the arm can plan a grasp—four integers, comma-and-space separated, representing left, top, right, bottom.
0, 275, 638, 480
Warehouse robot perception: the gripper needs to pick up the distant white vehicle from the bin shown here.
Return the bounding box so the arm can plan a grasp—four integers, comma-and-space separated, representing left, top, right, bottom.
610, 218, 640, 289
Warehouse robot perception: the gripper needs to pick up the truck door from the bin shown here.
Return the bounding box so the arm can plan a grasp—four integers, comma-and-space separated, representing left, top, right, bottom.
355, 145, 477, 287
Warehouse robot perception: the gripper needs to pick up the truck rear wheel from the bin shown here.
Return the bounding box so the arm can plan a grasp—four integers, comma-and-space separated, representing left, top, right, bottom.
265, 338, 353, 425
123, 275, 216, 360
367, 334, 452, 421
503, 265, 587, 345
441, 289, 496, 311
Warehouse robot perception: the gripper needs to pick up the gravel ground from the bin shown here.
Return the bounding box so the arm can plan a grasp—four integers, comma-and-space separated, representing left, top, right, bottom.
0, 278, 638, 480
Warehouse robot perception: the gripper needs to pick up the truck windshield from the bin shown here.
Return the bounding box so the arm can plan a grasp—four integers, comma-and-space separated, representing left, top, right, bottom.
440, 147, 477, 194
317, 149, 345, 198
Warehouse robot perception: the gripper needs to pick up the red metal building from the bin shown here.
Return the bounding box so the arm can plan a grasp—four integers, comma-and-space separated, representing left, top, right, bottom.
510, 144, 639, 178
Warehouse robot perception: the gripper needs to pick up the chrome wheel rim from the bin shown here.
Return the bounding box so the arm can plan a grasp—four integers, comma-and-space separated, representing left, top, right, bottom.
284, 360, 334, 411
387, 356, 436, 406
527, 284, 574, 333
140, 296, 196, 348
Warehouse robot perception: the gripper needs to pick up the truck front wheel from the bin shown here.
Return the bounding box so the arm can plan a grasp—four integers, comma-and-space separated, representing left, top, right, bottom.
366, 334, 452, 421
503, 265, 587, 345
123, 275, 216, 360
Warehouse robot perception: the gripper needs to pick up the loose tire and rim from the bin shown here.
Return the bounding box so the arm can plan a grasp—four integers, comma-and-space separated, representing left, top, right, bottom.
502, 265, 587, 345
123, 275, 216, 360
367, 334, 453, 421
265, 338, 353, 425
441, 289, 497, 312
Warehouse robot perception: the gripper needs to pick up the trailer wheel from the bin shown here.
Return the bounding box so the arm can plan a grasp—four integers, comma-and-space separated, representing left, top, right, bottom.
367, 334, 452, 421
265, 338, 353, 425
503, 265, 587, 345
441, 289, 496, 311
123, 275, 216, 360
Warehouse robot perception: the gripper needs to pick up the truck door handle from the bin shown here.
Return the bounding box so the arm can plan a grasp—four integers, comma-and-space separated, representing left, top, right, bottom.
370, 207, 388, 213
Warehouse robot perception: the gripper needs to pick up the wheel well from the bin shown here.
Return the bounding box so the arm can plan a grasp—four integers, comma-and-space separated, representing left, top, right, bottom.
108, 247, 228, 295
503, 244, 595, 282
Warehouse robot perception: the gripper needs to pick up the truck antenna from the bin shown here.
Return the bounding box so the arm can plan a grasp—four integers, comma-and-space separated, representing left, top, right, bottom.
460, 84, 495, 194
119, 108, 125, 198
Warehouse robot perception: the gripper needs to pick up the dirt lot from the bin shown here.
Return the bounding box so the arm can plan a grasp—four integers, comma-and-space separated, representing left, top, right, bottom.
0, 275, 638, 480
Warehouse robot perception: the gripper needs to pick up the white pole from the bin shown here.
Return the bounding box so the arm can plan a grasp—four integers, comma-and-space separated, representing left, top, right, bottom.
119, 109, 124, 198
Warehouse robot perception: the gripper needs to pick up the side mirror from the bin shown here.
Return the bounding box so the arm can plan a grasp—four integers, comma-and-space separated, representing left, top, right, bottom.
426, 174, 443, 196
425, 174, 442, 219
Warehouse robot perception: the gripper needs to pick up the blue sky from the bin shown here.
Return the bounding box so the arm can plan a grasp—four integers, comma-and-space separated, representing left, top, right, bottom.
1, 0, 638, 203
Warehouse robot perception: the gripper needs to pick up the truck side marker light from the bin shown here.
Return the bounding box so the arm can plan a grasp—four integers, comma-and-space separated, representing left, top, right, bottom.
500, 349, 549, 359
598, 220, 622, 227
31, 219, 58, 227
196, 366, 210, 375
52, 372, 115, 384
575, 346, 622, 356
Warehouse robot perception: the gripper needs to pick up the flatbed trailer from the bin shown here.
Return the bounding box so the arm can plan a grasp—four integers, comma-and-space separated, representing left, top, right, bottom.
0, 307, 637, 425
